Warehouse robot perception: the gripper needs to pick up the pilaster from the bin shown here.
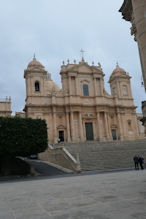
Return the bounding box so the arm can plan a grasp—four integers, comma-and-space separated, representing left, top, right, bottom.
94, 78, 97, 96
79, 112, 84, 141
104, 112, 111, 140
66, 112, 71, 142
70, 111, 75, 141
96, 112, 101, 141
52, 107, 58, 143
69, 76, 72, 95
117, 112, 123, 140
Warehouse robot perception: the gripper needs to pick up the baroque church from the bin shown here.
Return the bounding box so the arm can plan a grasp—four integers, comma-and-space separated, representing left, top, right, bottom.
23, 55, 140, 143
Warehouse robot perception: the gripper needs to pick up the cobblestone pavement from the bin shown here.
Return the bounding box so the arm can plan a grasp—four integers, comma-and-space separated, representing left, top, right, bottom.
0, 170, 146, 219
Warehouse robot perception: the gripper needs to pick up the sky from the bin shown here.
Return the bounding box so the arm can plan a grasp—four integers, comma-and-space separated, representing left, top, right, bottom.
0, 0, 145, 114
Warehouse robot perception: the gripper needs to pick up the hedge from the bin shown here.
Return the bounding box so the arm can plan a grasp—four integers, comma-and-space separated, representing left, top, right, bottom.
0, 117, 48, 156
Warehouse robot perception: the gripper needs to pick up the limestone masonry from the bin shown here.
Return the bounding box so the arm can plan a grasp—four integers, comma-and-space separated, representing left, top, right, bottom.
0, 97, 11, 117
23, 56, 142, 143
119, 0, 146, 133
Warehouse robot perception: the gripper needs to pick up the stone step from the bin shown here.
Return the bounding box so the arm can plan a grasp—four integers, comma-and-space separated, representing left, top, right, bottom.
64, 139, 146, 171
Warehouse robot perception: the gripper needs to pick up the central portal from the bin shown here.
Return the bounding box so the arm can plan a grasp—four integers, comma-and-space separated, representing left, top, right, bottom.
59, 130, 64, 142
85, 122, 94, 140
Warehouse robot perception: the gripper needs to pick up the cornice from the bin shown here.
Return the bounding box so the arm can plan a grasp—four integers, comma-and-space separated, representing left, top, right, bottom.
119, 0, 132, 21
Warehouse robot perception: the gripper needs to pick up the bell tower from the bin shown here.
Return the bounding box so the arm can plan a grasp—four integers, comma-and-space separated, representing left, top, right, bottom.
109, 64, 133, 100
24, 56, 48, 105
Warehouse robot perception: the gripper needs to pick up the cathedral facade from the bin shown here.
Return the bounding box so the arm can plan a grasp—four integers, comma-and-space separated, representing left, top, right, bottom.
24, 56, 140, 143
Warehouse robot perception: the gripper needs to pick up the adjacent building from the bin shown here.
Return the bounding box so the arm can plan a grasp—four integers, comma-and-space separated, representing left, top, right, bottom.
119, 0, 146, 133
24, 56, 140, 143
0, 97, 11, 117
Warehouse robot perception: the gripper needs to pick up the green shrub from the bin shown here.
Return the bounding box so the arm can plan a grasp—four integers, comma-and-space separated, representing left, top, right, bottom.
0, 117, 48, 156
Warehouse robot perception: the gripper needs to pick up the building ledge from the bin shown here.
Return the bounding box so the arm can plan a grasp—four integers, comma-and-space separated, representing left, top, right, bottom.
119, 0, 132, 21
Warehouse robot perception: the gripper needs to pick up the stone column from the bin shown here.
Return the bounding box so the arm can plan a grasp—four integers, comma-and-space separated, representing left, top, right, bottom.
120, 114, 125, 140
100, 79, 103, 96
75, 77, 79, 95
70, 111, 74, 141
66, 112, 71, 142
134, 114, 139, 137
96, 112, 101, 140
94, 78, 97, 96
107, 113, 112, 139
117, 113, 123, 140
104, 112, 110, 140
69, 76, 72, 95
79, 112, 84, 141
52, 107, 57, 143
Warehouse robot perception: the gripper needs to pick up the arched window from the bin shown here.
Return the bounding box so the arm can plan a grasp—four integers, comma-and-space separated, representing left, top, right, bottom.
83, 84, 89, 96
122, 85, 128, 95
35, 81, 40, 92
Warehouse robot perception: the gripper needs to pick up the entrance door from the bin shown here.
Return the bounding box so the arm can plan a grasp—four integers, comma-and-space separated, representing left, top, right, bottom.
59, 131, 64, 142
85, 123, 94, 140
111, 129, 117, 140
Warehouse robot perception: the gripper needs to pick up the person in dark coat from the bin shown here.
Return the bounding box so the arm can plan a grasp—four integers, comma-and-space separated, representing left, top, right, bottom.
138, 156, 144, 170
133, 155, 139, 170
141, 156, 145, 169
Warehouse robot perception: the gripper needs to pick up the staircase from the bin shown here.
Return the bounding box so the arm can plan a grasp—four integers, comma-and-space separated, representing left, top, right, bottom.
26, 159, 70, 176
64, 139, 146, 171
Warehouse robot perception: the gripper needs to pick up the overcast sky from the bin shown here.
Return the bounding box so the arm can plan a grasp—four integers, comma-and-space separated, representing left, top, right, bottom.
0, 0, 145, 114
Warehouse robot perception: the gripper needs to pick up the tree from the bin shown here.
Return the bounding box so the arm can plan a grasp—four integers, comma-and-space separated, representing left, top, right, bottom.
0, 117, 48, 157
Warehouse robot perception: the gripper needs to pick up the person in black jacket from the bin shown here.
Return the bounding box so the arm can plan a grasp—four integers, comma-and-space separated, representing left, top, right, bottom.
138, 156, 144, 170
133, 155, 139, 170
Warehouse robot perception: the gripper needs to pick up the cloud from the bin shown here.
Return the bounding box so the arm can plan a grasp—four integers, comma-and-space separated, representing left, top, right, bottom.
0, 0, 145, 113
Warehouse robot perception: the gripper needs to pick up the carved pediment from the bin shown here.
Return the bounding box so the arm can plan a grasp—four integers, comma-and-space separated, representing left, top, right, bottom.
77, 65, 92, 73
111, 124, 117, 128
57, 125, 66, 129
80, 79, 90, 84
83, 113, 96, 118
70, 62, 92, 74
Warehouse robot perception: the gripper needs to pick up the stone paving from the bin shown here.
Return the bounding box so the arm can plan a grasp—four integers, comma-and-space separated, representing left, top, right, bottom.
0, 170, 146, 219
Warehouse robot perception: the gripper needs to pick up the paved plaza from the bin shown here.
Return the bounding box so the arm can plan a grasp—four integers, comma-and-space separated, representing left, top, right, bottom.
0, 170, 146, 219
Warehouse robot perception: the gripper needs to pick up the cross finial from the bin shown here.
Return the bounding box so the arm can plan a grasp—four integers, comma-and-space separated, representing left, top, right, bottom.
98, 62, 101, 68
116, 61, 119, 67
33, 53, 36, 60
80, 48, 85, 61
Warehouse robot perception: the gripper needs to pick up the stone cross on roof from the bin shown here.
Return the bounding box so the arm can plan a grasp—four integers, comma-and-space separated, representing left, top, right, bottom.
80, 48, 85, 61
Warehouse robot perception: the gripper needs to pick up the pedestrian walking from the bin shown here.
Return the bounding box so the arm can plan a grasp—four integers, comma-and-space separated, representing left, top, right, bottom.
141, 156, 145, 169
133, 155, 139, 170
138, 156, 144, 170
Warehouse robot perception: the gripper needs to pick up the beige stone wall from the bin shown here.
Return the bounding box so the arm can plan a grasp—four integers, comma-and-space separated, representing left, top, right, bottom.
119, 0, 146, 90
15, 112, 26, 118
132, 0, 146, 90
24, 57, 142, 144
0, 98, 11, 117
119, 0, 146, 137
136, 113, 145, 137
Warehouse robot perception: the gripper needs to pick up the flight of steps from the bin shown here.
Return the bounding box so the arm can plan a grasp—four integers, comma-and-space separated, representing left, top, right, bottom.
64, 139, 146, 171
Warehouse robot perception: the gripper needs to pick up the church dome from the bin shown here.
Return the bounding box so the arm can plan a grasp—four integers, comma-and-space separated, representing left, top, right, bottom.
112, 63, 126, 75
109, 63, 127, 83
46, 80, 60, 93
27, 56, 45, 70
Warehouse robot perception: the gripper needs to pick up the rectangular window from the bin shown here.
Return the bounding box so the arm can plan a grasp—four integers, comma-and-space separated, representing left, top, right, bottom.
83, 84, 89, 96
